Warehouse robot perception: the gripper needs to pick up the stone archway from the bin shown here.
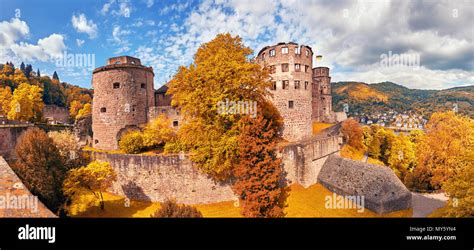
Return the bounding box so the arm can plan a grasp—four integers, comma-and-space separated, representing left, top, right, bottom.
116, 125, 142, 145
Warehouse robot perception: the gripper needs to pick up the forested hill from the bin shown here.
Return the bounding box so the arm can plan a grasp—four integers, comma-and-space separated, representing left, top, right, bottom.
0, 62, 92, 109
332, 81, 474, 118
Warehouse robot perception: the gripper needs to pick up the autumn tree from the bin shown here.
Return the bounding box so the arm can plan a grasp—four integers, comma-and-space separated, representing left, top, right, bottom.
63, 161, 117, 210
151, 199, 203, 218
48, 130, 88, 169
441, 164, 474, 217
416, 111, 473, 189
7, 82, 44, 121
12, 128, 66, 213
76, 103, 92, 119
165, 33, 278, 179
0, 86, 12, 115
341, 118, 365, 150
233, 114, 285, 218
387, 133, 416, 179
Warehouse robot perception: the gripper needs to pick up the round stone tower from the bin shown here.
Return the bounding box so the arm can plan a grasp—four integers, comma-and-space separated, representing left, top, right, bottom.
92, 56, 155, 150
312, 67, 332, 121
256, 42, 313, 141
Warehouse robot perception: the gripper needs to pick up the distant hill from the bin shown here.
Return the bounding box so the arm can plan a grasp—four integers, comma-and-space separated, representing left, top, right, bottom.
332, 81, 474, 118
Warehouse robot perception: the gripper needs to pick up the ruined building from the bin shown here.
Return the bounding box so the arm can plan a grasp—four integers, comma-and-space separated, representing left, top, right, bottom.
92, 43, 343, 150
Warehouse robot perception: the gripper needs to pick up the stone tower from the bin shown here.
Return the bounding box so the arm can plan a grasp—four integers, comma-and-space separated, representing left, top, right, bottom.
256, 42, 313, 141
312, 67, 332, 121
92, 56, 155, 150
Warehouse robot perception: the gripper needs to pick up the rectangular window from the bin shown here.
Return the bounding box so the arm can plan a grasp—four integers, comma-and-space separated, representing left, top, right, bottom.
295, 64, 301, 72
295, 47, 301, 55
282, 80, 289, 90
282, 63, 289, 72
305, 81, 309, 90
294, 80, 300, 89
270, 49, 276, 57
173, 121, 179, 127
305, 65, 309, 72
270, 65, 276, 74
281, 47, 288, 54
271, 81, 277, 90
289, 101, 294, 109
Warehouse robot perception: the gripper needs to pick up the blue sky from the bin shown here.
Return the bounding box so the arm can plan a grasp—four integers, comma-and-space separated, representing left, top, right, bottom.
0, 0, 473, 90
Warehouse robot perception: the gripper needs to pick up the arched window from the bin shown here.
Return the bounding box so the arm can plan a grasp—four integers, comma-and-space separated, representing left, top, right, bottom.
113, 82, 120, 89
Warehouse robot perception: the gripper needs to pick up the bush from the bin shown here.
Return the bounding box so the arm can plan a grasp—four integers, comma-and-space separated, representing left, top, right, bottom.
119, 131, 144, 154
142, 114, 176, 148
151, 199, 203, 218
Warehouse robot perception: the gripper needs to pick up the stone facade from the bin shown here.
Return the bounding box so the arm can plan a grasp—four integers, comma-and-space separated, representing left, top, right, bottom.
256, 42, 313, 141
92, 56, 155, 150
0, 126, 31, 160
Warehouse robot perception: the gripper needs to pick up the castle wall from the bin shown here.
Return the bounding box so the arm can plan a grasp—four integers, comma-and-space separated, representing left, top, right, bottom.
92, 132, 342, 204
92, 152, 237, 204
42, 105, 70, 124
92, 57, 155, 150
256, 43, 313, 141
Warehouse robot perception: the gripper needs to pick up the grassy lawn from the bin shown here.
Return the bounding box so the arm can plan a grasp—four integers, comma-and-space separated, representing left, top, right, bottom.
68, 184, 412, 218
312, 122, 333, 135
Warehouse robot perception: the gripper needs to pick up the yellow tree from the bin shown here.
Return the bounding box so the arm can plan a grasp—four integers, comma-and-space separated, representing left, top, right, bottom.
63, 161, 117, 211
0, 86, 12, 115
387, 133, 416, 179
165, 33, 280, 179
69, 100, 83, 119
7, 83, 44, 121
416, 111, 473, 189
13, 69, 29, 85
76, 103, 91, 119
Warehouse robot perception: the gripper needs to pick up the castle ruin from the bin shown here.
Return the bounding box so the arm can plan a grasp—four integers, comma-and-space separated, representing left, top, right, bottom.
92, 43, 344, 150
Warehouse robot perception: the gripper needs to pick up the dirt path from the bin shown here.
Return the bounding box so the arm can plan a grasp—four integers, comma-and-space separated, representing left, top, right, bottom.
411, 192, 448, 217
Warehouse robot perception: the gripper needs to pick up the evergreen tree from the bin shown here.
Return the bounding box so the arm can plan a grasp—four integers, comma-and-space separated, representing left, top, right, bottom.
52, 71, 59, 80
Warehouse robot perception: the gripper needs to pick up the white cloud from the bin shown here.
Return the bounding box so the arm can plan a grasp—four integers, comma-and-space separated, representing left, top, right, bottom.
110, 25, 132, 54
155, 0, 473, 89
71, 13, 98, 39
0, 18, 29, 48
145, 0, 154, 8
10, 33, 66, 61
76, 39, 85, 47
101, 0, 132, 18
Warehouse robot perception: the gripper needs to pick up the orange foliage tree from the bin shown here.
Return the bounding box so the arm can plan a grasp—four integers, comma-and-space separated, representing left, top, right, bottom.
232, 114, 285, 218
341, 118, 365, 150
